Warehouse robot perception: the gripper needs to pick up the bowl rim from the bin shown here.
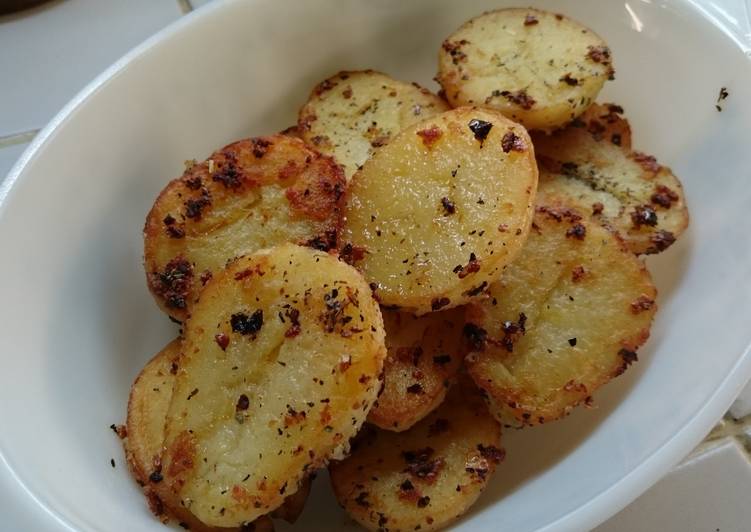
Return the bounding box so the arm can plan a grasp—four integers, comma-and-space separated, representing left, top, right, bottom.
1, 1, 750, 531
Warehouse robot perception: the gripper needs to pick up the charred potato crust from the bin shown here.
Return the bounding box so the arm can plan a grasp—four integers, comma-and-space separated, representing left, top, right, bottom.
465, 208, 657, 427
144, 135, 346, 321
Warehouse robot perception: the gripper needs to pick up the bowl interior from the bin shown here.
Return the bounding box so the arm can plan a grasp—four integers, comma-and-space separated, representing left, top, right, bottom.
1, 0, 750, 531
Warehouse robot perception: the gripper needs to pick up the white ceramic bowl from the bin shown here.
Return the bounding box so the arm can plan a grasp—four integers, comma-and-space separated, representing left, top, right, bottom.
2, 1, 751, 530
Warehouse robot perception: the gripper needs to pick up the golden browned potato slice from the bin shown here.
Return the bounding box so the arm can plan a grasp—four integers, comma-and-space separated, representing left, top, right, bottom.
465, 208, 657, 428
144, 135, 346, 322
330, 379, 503, 532
160, 244, 386, 527
123, 339, 276, 532
437, 8, 614, 131
532, 105, 688, 254
368, 307, 464, 432
298, 70, 450, 179
342, 106, 538, 315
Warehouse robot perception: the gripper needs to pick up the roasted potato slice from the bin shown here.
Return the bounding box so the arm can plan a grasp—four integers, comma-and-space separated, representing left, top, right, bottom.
144, 135, 346, 321
532, 105, 688, 254
123, 340, 276, 532
465, 208, 657, 427
342, 106, 538, 315
298, 70, 450, 179
368, 307, 464, 432
161, 244, 386, 527
330, 379, 503, 531
437, 8, 614, 131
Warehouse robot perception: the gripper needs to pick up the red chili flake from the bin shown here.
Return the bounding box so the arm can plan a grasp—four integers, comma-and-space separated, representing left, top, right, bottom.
501, 131, 525, 153
587, 45, 612, 64
236, 394, 250, 411
215, 333, 229, 350
342, 86, 353, 99
559, 73, 579, 86
631, 205, 658, 227
339, 355, 352, 372
501, 312, 527, 352
592, 202, 604, 215
571, 265, 587, 282
166, 225, 185, 239
457, 253, 480, 279
354, 491, 370, 507
631, 295, 655, 313
468, 119, 493, 143
416, 126, 443, 148
403, 448, 444, 484
651, 185, 679, 208
284, 308, 301, 338
632, 152, 661, 172
184, 175, 203, 190
163, 214, 176, 225
566, 223, 587, 239
250, 138, 272, 158
646, 230, 676, 253
477, 444, 505, 463
524, 14, 539, 25
564, 380, 588, 393
441, 197, 456, 215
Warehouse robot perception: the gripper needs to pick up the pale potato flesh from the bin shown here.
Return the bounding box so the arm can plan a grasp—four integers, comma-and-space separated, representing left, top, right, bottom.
144, 135, 346, 321
465, 208, 657, 427
368, 307, 464, 432
161, 244, 386, 527
330, 379, 502, 532
437, 8, 614, 131
298, 70, 449, 180
532, 104, 688, 254
342, 106, 538, 315
124, 340, 275, 532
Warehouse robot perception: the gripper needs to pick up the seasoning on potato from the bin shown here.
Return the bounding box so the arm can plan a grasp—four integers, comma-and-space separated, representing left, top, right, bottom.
330, 378, 502, 532
144, 135, 346, 322
368, 307, 465, 432
299, 70, 450, 180
532, 103, 688, 255
342, 106, 538, 315
160, 244, 387, 527
437, 8, 614, 130
465, 207, 657, 427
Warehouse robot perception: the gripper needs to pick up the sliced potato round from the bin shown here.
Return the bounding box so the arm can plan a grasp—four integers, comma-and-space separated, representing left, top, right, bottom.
342, 106, 538, 315
437, 8, 614, 130
532, 104, 688, 254
298, 70, 450, 179
368, 307, 464, 432
144, 135, 346, 321
465, 208, 657, 428
330, 378, 502, 532
124, 340, 278, 532
160, 244, 386, 527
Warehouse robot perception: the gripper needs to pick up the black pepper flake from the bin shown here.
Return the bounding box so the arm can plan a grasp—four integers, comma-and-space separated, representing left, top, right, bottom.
468, 119, 493, 144
340, 243, 366, 265
417, 496, 430, 508
212, 162, 242, 188
432, 354, 451, 365
184, 190, 211, 220
305, 229, 338, 252
716, 87, 729, 112
477, 444, 505, 463
631, 205, 658, 227
166, 225, 185, 239
587, 45, 612, 64
251, 138, 272, 158
236, 394, 250, 411
110, 458, 116, 468
187, 388, 199, 400
559, 73, 579, 86
428, 418, 450, 436
150, 256, 193, 310
441, 197, 456, 215
463, 281, 488, 297
163, 214, 176, 225
611, 133, 622, 146
568, 337, 577, 347
524, 14, 539, 25
566, 223, 587, 239
651, 185, 679, 208
354, 491, 370, 507
231, 309, 264, 335
149, 471, 164, 483
495, 89, 536, 110
619, 348, 638, 365
647, 230, 676, 253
